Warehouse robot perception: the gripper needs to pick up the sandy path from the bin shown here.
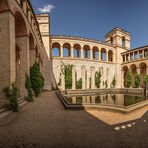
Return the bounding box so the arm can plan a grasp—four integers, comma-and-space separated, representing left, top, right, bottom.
0, 91, 147, 148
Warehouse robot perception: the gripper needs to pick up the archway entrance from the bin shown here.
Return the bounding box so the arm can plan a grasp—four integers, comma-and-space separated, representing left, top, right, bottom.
15, 11, 29, 96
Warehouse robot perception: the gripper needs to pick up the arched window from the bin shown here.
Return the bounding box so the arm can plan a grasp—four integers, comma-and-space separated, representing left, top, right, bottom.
52, 42, 60, 57
83, 45, 90, 59
122, 37, 125, 48
110, 37, 113, 45
92, 46, 98, 60
63, 43, 71, 57
101, 48, 106, 61
73, 44, 81, 58
108, 50, 113, 62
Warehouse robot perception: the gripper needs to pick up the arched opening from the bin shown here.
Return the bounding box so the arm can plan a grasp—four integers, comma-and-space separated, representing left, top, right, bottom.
108, 50, 113, 62
15, 11, 27, 38
52, 42, 60, 57
130, 64, 137, 88
101, 48, 106, 61
122, 66, 128, 87
92, 46, 98, 60
83, 45, 90, 59
15, 11, 28, 96
73, 44, 81, 58
122, 36, 125, 48
0, 0, 9, 12
63, 43, 71, 57
29, 33, 35, 66
110, 37, 113, 45
139, 62, 146, 88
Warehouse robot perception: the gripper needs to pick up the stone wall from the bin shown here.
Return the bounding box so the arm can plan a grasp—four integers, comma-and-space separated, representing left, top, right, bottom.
52, 58, 118, 90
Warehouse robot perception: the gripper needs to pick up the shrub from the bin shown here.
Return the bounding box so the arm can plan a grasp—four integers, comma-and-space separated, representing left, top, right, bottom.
95, 71, 102, 88
125, 70, 132, 88
30, 62, 45, 97
2, 82, 19, 112
25, 74, 33, 102
76, 78, 82, 89
135, 73, 141, 88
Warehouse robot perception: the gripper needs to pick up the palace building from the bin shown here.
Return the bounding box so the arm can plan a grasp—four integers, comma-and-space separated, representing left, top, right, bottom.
0, 0, 148, 100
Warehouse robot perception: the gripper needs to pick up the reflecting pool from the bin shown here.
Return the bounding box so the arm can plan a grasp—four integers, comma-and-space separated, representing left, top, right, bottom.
65, 94, 146, 107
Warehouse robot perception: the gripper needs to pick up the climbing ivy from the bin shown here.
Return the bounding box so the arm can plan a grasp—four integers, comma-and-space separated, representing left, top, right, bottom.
110, 75, 116, 88
61, 63, 73, 89
125, 70, 132, 88
134, 73, 141, 88
95, 71, 102, 88
76, 78, 82, 89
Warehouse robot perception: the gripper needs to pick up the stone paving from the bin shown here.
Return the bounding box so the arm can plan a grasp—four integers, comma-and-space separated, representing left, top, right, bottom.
0, 91, 148, 148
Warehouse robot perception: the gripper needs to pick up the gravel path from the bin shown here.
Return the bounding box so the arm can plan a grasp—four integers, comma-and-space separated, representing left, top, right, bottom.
0, 91, 148, 148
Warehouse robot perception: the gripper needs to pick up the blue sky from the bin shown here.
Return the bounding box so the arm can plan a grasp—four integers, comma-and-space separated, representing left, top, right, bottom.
30, 0, 148, 49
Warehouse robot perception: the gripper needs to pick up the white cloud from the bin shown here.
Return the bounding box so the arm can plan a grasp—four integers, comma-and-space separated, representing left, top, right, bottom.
38, 4, 55, 13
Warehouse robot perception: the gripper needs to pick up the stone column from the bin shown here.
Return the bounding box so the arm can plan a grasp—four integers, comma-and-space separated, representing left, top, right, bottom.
142, 50, 144, 58
146, 66, 148, 74
16, 36, 29, 96
72, 97, 76, 104
60, 46, 63, 58
137, 68, 140, 74
61, 71, 65, 90
86, 69, 90, 89
121, 70, 124, 88
98, 50, 101, 61
90, 49, 93, 60
27, 10, 31, 24
81, 66, 85, 89
23, 0, 27, 15
81, 48, 84, 59
106, 52, 108, 62
113, 54, 115, 63
72, 66, 76, 89
91, 67, 95, 89
71, 47, 74, 58
29, 49, 36, 67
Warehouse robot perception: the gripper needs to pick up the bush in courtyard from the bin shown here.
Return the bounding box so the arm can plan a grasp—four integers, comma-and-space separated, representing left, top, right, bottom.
110, 75, 116, 88
30, 62, 45, 97
2, 82, 19, 112
76, 78, 82, 89
135, 73, 141, 88
95, 71, 102, 88
25, 74, 33, 102
125, 70, 132, 88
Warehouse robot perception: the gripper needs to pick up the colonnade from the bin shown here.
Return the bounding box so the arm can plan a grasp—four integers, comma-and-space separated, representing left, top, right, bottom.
122, 62, 148, 88
122, 48, 148, 63
51, 42, 115, 62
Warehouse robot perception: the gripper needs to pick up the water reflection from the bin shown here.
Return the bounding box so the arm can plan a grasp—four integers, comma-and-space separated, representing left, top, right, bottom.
66, 94, 146, 107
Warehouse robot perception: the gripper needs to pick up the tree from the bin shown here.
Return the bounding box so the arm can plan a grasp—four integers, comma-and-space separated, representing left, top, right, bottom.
25, 74, 33, 101
30, 62, 44, 97
95, 71, 102, 88
135, 73, 141, 88
125, 70, 132, 88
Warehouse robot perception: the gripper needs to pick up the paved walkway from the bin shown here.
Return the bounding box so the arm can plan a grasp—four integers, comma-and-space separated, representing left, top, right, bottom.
0, 91, 148, 148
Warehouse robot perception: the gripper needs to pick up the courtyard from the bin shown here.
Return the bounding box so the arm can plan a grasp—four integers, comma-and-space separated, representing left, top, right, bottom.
0, 91, 148, 148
